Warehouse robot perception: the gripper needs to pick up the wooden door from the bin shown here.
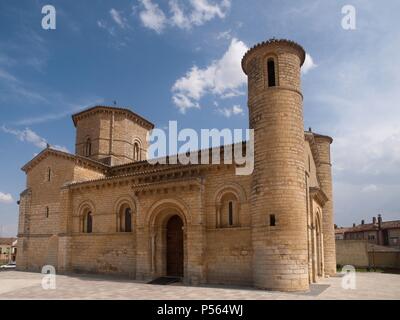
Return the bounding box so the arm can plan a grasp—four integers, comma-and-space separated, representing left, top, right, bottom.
166, 215, 184, 277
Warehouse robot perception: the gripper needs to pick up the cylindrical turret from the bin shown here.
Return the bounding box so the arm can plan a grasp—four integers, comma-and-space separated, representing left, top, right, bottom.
314, 134, 336, 276
242, 39, 309, 291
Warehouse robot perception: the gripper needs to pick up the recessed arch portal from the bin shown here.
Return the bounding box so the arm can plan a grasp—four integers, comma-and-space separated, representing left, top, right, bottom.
147, 198, 190, 279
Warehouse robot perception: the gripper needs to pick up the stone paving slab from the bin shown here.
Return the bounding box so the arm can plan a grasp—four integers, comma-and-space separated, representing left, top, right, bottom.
0, 271, 399, 300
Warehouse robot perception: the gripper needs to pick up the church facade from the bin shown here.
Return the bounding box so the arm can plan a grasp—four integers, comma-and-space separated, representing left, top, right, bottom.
16, 39, 336, 292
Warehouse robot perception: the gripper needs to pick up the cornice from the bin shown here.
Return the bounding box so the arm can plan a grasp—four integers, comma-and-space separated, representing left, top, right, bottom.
21, 148, 109, 173
72, 105, 154, 130
242, 38, 306, 74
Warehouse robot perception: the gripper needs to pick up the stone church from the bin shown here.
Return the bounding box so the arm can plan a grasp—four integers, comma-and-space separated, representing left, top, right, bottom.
16, 39, 336, 292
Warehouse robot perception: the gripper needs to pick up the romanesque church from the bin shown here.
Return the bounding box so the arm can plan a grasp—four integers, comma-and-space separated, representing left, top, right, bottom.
17, 39, 336, 292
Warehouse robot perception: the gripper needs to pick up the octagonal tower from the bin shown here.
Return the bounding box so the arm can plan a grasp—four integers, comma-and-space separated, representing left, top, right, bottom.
72, 106, 154, 166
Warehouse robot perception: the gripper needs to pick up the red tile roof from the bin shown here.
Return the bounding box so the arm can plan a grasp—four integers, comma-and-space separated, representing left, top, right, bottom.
0, 238, 17, 246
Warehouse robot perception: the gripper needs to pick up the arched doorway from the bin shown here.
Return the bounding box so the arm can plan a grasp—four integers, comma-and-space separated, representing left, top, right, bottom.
166, 215, 184, 277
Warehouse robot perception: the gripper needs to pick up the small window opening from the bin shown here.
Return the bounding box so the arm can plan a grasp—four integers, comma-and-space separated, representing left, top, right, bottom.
270, 214, 276, 227
86, 212, 93, 233
228, 201, 233, 226
133, 143, 140, 161
125, 208, 132, 232
85, 138, 92, 157
267, 58, 276, 87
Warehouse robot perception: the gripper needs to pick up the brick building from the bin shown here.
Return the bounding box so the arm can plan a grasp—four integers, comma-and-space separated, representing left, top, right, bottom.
0, 238, 17, 264
335, 215, 400, 248
16, 39, 336, 292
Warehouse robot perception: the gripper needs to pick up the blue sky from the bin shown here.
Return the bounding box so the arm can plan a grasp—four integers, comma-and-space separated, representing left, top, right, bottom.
1, 0, 400, 236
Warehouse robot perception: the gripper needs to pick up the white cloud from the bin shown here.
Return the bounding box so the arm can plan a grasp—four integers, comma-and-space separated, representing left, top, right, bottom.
189, 0, 230, 26
13, 99, 104, 126
0, 192, 13, 204
169, 0, 191, 29
15, 112, 71, 126
97, 20, 116, 37
0, 68, 17, 82
304, 11, 400, 226
138, 0, 167, 34
1, 126, 47, 149
0, 53, 16, 67
97, 20, 106, 29
361, 184, 378, 193
0, 68, 47, 103
301, 53, 317, 74
97, 9, 129, 36
1, 126, 69, 152
138, 0, 231, 32
217, 105, 244, 118
172, 93, 200, 111
172, 38, 248, 113
110, 8, 129, 29
332, 125, 400, 183
216, 30, 232, 40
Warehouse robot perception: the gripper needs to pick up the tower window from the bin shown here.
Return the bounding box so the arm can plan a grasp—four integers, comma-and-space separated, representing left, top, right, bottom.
267, 58, 276, 87
47, 168, 51, 182
85, 138, 92, 157
45, 207, 49, 218
133, 142, 140, 161
270, 214, 276, 226
86, 212, 93, 233
125, 208, 132, 232
228, 201, 233, 226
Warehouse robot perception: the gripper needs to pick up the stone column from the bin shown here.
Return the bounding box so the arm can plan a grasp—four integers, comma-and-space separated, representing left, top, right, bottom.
16, 189, 31, 271
216, 204, 221, 228
57, 186, 73, 273
185, 224, 205, 285
314, 135, 336, 276
135, 225, 152, 281
185, 185, 206, 285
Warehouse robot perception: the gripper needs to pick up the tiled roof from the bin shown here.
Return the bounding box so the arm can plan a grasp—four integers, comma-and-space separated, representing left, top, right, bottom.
335, 228, 351, 234
0, 238, 17, 246
340, 219, 400, 233
72, 105, 154, 129
21, 147, 109, 173
381, 220, 400, 229
346, 223, 379, 232
242, 38, 306, 73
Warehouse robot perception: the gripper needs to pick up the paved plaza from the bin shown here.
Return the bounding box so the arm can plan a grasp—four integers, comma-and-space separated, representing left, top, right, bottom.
0, 271, 399, 300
